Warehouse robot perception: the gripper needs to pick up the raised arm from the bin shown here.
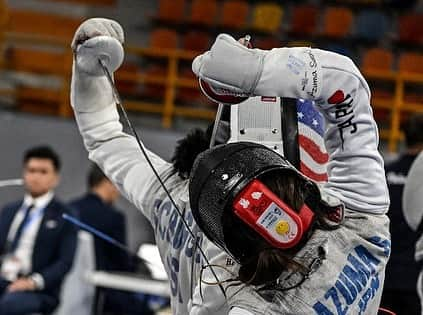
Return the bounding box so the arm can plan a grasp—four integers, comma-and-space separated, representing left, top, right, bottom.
70, 18, 170, 221
193, 34, 389, 213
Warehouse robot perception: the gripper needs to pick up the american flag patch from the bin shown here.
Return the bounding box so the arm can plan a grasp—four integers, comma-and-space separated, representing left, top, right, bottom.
296, 99, 329, 182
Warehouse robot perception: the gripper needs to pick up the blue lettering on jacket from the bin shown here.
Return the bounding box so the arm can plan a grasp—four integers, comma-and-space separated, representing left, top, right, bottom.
152, 198, 203, 304
313, 237, 390, 315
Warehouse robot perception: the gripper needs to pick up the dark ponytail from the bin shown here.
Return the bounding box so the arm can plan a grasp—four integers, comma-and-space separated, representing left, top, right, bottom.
238, 248, 307, 286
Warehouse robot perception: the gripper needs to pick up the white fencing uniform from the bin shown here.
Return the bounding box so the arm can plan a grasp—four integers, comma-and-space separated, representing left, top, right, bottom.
71, 21, 390, 315
192, 34, 391, 315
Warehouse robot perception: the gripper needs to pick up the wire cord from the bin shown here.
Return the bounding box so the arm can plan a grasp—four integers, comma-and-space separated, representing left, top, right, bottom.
99, 59, 226, 298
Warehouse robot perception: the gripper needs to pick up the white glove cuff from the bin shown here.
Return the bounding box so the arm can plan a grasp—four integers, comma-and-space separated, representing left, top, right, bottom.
192, 34, 265, 95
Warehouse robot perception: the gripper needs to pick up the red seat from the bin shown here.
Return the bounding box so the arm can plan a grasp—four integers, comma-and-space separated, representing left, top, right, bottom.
149, 28, 179, 50
142, 28, 179, 100
181, 31, 210, 53
398, 52, 423, 74
398, 13, 423, 45
188, 0, 218, 27
154, 0, 186, 24
320, 7, 353, 38
361, 48, 395, 122
398, 52, 423, 105
361, 48, 394, 72
219, 0, 250, 30
289, 4, 319, 36
176, 68, 204, 106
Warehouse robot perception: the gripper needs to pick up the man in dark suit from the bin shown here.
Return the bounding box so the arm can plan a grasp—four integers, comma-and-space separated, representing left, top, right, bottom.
71, 164, 130, 273
0, 145, 77, 315
70, 164, 153, 315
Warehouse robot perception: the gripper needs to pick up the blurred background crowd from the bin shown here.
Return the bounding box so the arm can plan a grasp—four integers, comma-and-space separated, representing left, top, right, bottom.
0, 0, 421, 314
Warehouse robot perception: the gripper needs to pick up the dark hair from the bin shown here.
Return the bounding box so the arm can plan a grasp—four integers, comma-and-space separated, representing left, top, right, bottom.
403, 113, 423, 147
88, 164, 108, 189
172, 128, 210, 180
23, 145, 61, 171
223, 171, 330, 286
172, 122, 231, 180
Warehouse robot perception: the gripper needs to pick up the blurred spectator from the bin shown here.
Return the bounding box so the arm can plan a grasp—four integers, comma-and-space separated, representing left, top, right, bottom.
402, 152, 423, 314
0, 145, 77, 315
71, 164, 131, 272
70, 164, 154, 315
381, 113, 423, 314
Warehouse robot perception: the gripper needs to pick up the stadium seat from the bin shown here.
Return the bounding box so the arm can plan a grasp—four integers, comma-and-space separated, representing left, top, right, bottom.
188, 0, 218, 27
181, 30, 210, 53
398, 52, 423, 74
361, 48, 394, 72
251, 3, 284, 33
177, 31, 211, 105
154, 0, 186, 24
149, 28, 179, 50
0, 0, 7, 29
142, 28, 179, 101
289, 4, 319, 37
320, 7, 354, 38
7, 9, 83, 40
219, 0, 250, 30
398, 53, 423, 110
361, 48, 395, 122
355, 10, 390, 42
0, 8, 84, 116
4, 46, 72, 116
115, 62, 142, 99
397, 13, 423, 45
175, 67, 206, 106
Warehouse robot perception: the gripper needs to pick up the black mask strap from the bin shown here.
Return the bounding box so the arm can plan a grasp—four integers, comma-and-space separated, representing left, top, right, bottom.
281, 97, 300, 169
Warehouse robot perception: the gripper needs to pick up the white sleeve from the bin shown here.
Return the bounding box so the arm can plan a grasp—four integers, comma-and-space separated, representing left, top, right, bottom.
253, 47, 390, 214
229, 307, 255, 315
71, 63, 170, 222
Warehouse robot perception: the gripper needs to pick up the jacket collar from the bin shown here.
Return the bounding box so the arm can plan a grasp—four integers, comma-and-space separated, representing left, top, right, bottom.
22, 191, 54, 211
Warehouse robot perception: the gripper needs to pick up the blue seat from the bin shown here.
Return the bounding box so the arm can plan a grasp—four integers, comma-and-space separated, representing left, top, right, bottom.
355, 10, 390, 41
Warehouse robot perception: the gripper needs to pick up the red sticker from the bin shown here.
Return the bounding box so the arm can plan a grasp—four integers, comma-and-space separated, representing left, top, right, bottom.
261, 96, 277, 102
328, 90, 345, 104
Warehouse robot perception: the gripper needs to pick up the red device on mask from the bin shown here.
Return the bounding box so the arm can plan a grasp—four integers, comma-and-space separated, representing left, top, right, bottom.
233, 179, 315, 249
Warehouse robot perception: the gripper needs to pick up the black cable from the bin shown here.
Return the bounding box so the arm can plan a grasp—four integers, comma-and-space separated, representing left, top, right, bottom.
99, 59, 227, 298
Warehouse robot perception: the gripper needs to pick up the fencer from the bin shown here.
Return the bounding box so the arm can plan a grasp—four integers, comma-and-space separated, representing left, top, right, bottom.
71, 18, 390, 315
188, 34, 391, 314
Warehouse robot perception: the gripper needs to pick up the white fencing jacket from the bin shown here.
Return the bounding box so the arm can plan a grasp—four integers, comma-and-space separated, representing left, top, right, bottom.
72, 35, 390, 315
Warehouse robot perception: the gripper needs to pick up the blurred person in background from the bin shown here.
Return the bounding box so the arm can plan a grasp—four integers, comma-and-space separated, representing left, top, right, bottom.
0, 145, 77, 315
402, 152, 423, 314
381, 113, 423, 314
70, 164, 154, 315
